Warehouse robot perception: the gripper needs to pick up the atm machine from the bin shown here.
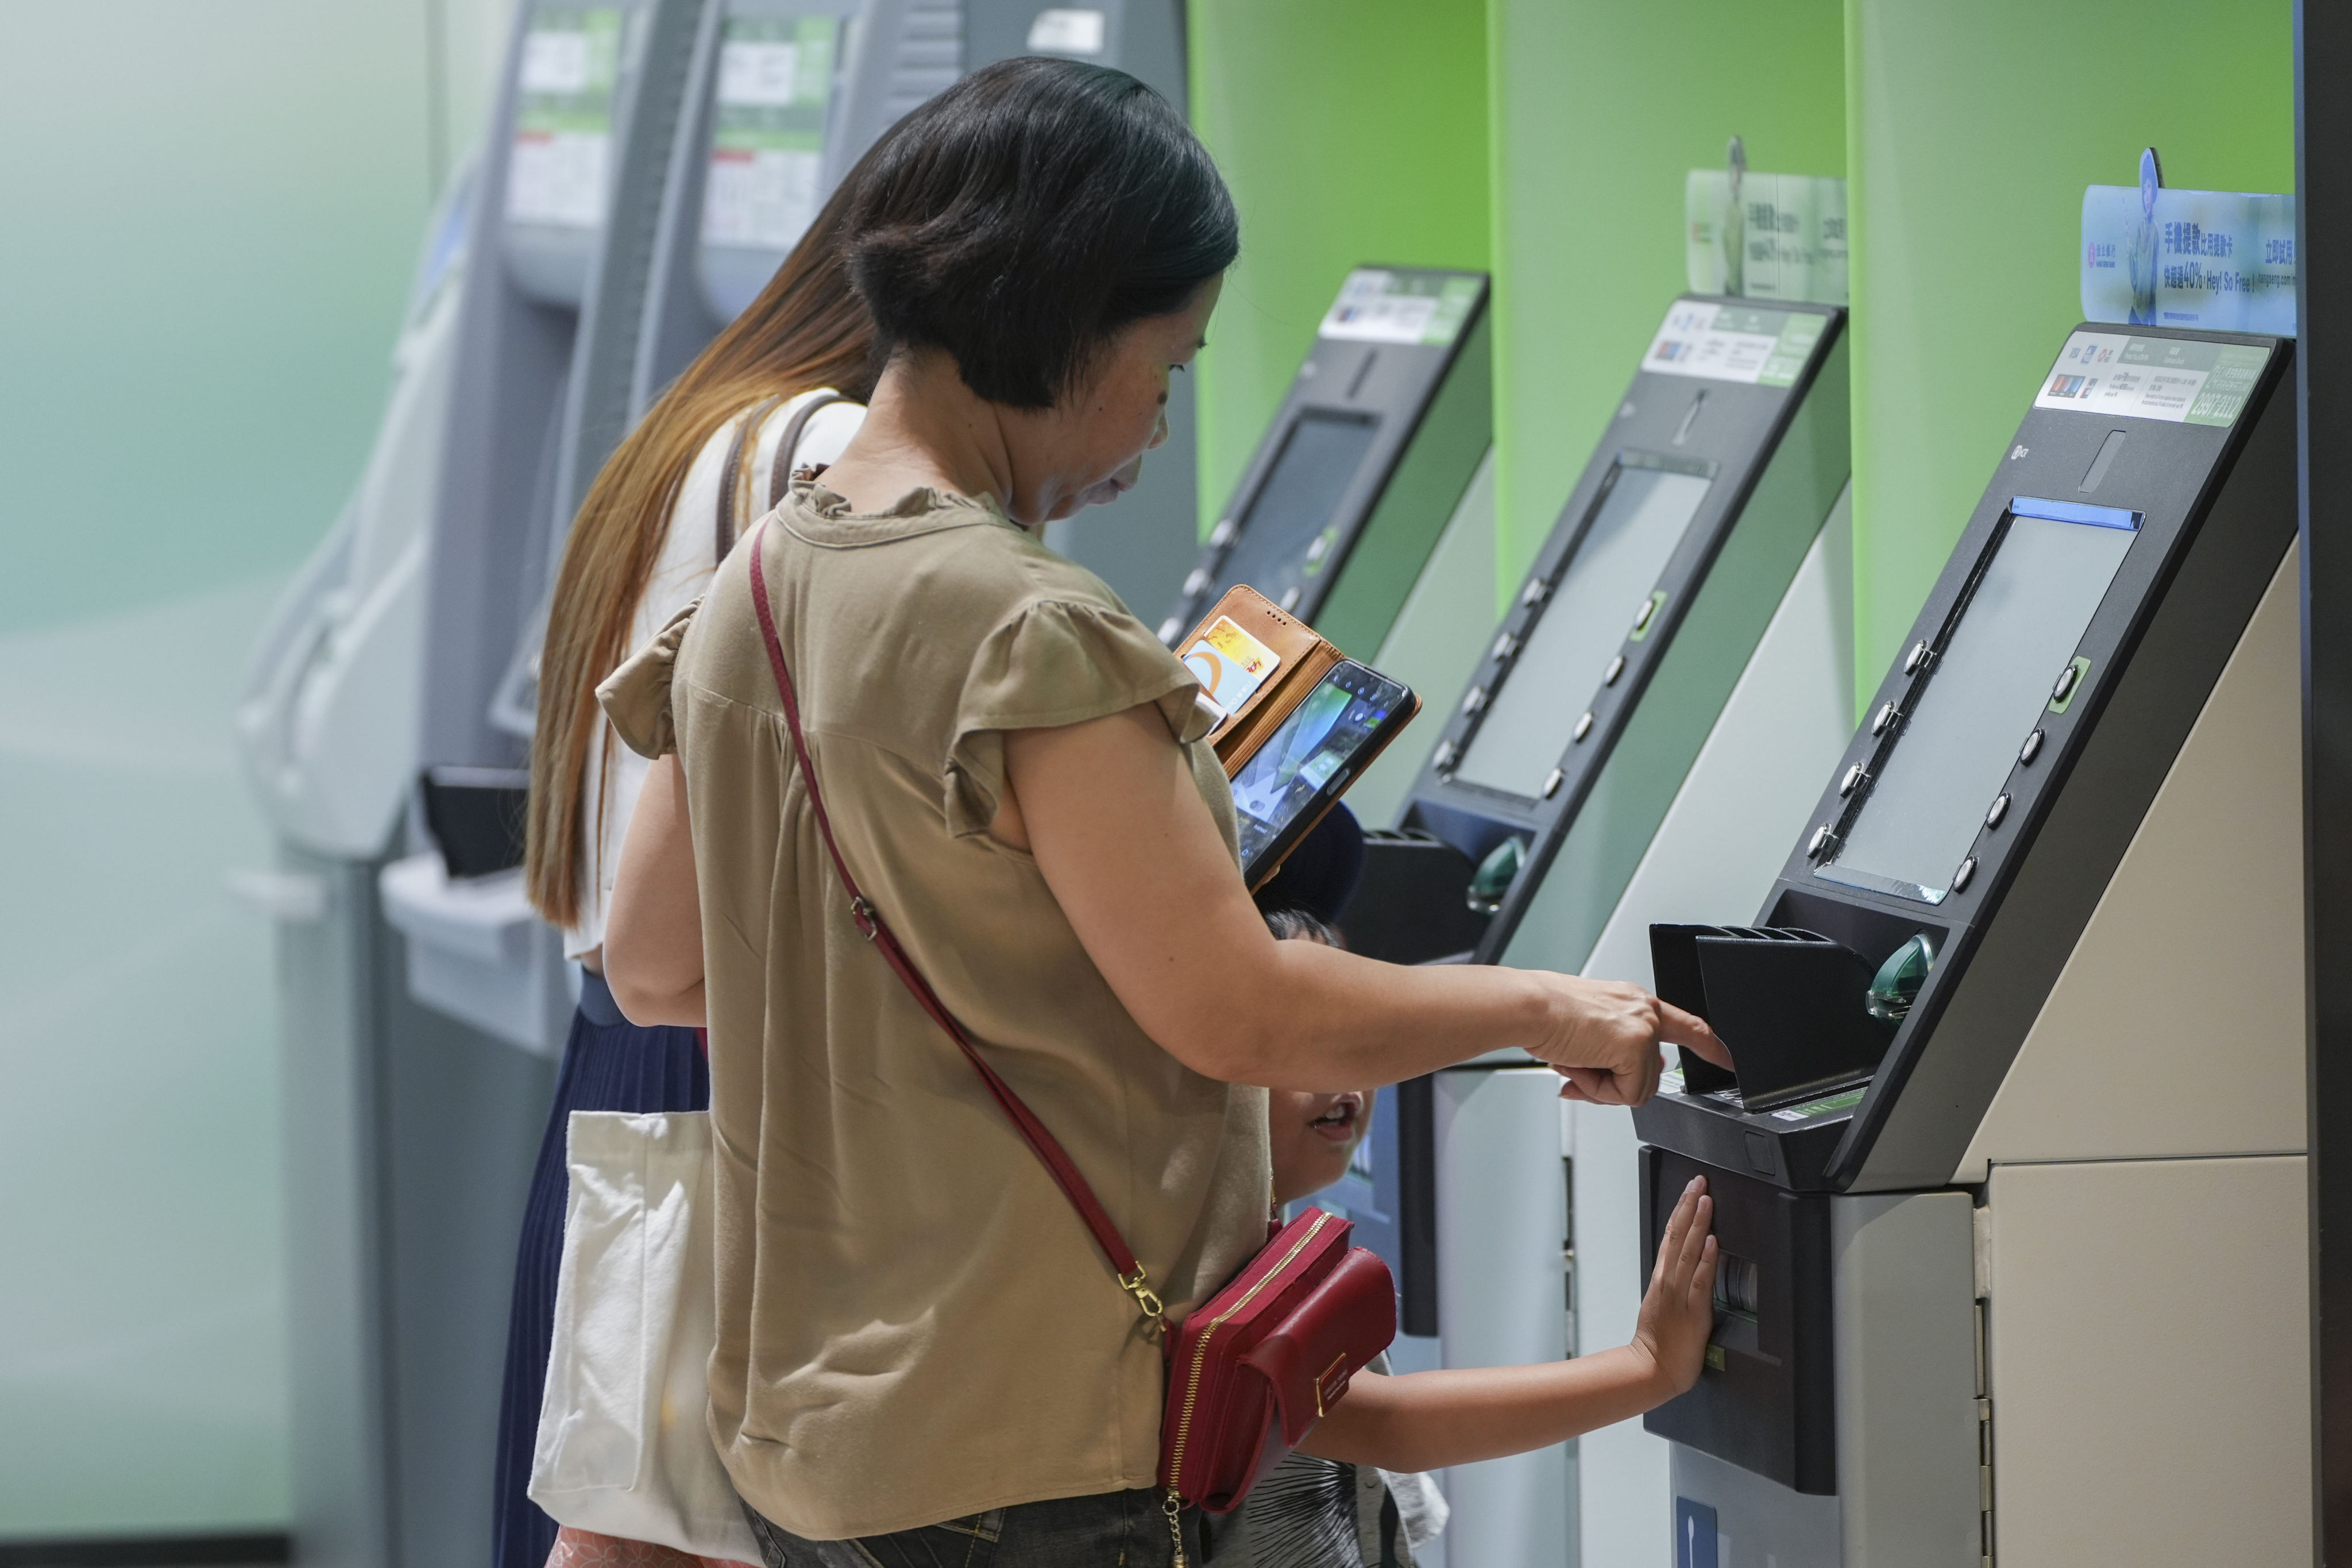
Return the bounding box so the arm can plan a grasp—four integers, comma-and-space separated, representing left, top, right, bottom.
238, 5, 693, 1564
1157, 264, 1499, 853
1158, 267, 1493, 653
1636, 325, 2305, 1567
390, 0, 1195, 1047
1324, 298, 1852, 1568
627, 0, 1196, 613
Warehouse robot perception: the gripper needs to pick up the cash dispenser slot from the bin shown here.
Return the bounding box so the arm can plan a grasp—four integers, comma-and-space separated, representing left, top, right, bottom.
1640, 1146, 1835, 1495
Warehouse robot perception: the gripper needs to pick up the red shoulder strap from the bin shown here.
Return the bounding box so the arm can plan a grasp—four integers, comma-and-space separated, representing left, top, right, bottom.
742, 520, 1165, 1327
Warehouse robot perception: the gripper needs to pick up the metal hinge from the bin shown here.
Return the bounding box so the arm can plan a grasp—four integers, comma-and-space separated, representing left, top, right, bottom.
1978, 1390, 1996, 1565
1976, 1292, 1995, 1565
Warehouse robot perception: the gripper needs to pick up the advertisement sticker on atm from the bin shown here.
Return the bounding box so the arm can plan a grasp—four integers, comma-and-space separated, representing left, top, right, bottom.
1643, 300, 1824, 387
1180, 616, 1281, 723
1319, 270, 1481, 346
2033, 330, 2269, 426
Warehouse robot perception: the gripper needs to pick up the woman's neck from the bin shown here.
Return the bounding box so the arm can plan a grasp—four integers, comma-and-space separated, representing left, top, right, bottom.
820, 351, 1036, 526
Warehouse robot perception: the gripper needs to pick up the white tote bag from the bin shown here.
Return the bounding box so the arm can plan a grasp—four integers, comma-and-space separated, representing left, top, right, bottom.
530, 1110, 762, 1563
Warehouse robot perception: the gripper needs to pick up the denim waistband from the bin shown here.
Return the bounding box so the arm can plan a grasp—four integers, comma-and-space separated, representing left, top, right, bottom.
577, 967, 627, 1028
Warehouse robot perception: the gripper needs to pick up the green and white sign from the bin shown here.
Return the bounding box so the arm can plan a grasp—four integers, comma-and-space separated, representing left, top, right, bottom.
2034, 330, 2270, 428
1642, 300, 1824, 388
1318, 270, 1480, 346
702, 14, 840, 252
507, 7, 623, 230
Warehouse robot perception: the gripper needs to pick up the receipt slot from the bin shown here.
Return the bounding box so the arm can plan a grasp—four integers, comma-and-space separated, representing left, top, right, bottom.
1159, 268, 1492, 659
1636, 325, 2304, 1565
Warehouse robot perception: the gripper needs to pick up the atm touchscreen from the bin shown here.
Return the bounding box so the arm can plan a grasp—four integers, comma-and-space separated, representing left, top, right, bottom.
1450, 455, 1713, 798
1822, 499, 2139, 903
1209, 411, 1381, 607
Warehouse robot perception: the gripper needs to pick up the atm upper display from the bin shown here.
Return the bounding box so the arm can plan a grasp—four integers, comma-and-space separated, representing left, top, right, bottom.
1451, 458, 1713, 799
1213, 411, 1380, 604
1822, 503, 2139, 904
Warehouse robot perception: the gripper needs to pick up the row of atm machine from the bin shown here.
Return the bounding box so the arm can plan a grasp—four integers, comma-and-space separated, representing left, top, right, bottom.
234, 6, 2311, 1563
1188, 272, 2305, 1565
234, 5, 1192, 1567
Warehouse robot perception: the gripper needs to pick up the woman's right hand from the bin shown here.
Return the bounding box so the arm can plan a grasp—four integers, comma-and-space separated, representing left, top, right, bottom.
1524, 974, 1729, 1106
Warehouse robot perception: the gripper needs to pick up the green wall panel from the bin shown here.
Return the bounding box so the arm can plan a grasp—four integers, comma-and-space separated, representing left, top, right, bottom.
1845, 0, 2292, 708
1488, 0, 1845, 608
1187, 0, 1490, 537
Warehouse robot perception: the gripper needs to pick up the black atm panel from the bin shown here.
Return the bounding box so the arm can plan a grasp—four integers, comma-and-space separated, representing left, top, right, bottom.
1372, 298, 1847, 967
1640, 1148, 1835, 1494
1633, 325, 2295, 1198
1161, 268, 1490, 657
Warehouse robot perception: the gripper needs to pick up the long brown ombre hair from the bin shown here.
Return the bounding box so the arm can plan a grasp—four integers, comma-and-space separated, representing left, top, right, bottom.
525, 160, 881, 931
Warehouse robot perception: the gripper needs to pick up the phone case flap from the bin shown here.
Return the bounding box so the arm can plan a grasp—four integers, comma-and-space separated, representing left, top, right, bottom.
1171, 586, 1345, 777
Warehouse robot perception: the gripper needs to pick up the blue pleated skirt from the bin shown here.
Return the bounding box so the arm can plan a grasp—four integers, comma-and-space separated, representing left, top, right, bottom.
492, 972, 710, 1568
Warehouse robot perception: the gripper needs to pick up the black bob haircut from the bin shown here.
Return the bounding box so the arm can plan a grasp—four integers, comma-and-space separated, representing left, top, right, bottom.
842, 56, 1239, 409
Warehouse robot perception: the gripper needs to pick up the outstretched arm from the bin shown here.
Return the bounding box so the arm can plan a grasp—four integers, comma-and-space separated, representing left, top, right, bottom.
1299, 1177, 1719, 1470
1005, 704, 1728, 1097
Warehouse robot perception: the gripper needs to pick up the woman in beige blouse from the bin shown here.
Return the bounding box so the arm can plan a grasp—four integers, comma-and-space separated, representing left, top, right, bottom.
600, 56, 1728, 1568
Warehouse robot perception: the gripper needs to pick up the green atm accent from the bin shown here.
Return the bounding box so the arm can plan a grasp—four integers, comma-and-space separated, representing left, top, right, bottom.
1314, 308, 1493, 658
1500, 335, 1852, 975
1485, 0, 1845, 609
1188, 0, 1490, 541
1844, 0, 2292, 710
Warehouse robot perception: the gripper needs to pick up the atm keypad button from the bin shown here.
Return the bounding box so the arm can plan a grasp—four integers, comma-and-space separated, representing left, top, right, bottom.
1492, 632, 1519, 661
1986, 793, 2010, 829
1871, 702, 1897, 736
1603, 654, 1625, 686
1905, 640, 1932, 675
1953, 856, 1978, 891
1542, 767, 1565, 798
1839, 764, 1866, 797
1572, 710, 1594, 743
1808, 824, 1835, 859
2051, 662, 2081, 702
1522, 578, 1550, 609
1209, 518, 1237, 547
2019, 728, 2045, 765
1463, 686, 1488, 716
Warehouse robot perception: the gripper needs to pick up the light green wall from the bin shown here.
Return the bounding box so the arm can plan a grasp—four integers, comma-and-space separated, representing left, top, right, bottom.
1187, 0, 1491, 536
1486, 0, 1847, 606
0, 0, 512, 1538
1845, 0, 2294, 706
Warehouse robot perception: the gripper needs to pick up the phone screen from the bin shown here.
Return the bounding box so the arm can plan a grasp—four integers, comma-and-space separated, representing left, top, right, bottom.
1233, 662, 1412, 874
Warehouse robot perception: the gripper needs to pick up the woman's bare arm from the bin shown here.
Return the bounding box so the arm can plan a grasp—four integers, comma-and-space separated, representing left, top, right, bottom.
1003, 705, 1727, 1098
604, 754, 706, 1026
1299, 1177, 1720, 1470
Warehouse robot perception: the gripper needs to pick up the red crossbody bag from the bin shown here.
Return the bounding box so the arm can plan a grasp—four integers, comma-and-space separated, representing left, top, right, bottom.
742, 521, 1396, 1562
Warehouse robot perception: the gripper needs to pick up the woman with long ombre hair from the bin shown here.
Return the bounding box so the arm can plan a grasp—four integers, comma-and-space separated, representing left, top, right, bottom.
489, 144, 880, 1568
